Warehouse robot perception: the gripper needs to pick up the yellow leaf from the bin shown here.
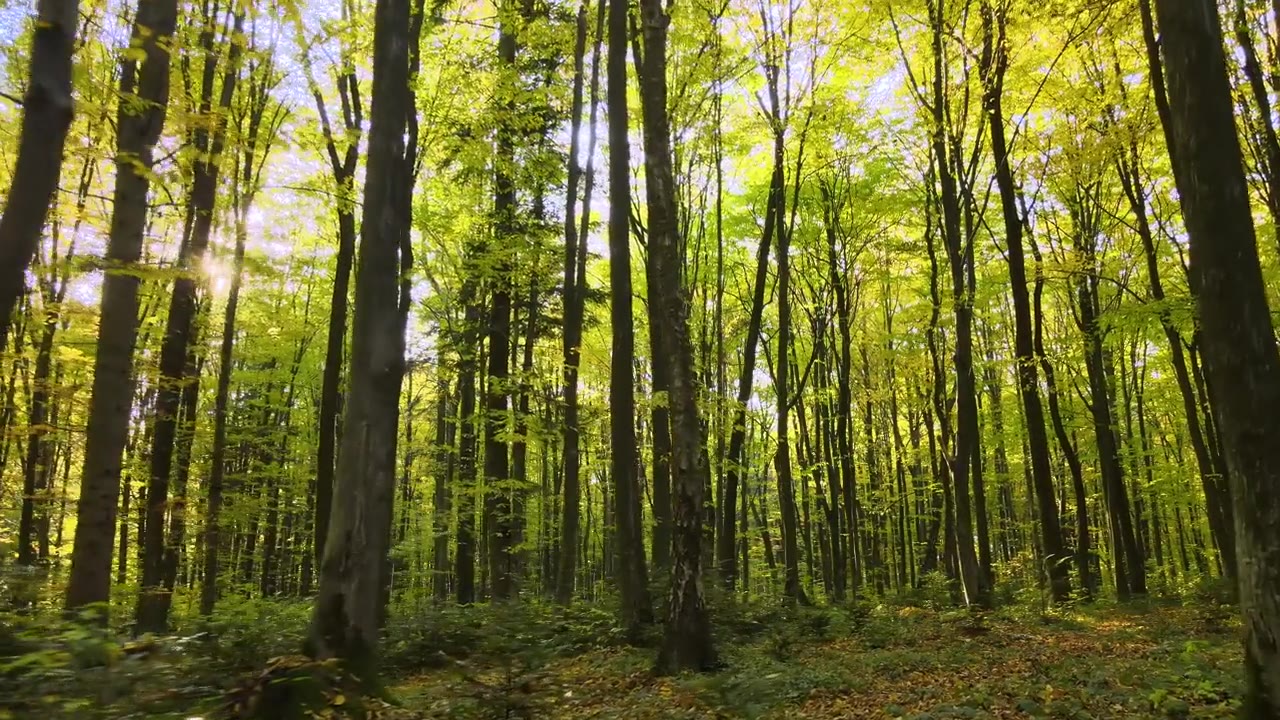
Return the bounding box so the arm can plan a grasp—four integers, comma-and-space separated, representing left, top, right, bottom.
332, 694, 346, 706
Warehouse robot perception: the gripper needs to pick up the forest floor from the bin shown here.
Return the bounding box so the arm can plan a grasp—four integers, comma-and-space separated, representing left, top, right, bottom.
391, 601, 1243, 719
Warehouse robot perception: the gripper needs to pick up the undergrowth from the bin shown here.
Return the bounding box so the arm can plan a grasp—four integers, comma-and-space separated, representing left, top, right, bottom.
0, 586, 1245, 719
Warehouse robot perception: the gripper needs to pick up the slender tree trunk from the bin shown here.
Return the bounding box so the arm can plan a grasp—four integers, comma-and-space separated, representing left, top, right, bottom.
203, 219, 243, 614
485, 0, 521, 602
928, 0, 988, 607
606, 0, 652, 636
1116, 141, 1236, 581
309, 51, 363, 572
200, 61, 278, 616
979, 0, 1070, 602
717, 158, 777, 590
18, 303, 61, 566
136, 11, 245, 632
455, 276, 480, 604
637, 0, 717, 672
1069, 190, 1145, 598
557, 0, 604, 605
433, 372, 455, 602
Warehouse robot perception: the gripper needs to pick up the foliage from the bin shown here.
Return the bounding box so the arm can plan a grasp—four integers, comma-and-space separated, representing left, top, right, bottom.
0, 611, 220, 718
0, 0, 1276, 713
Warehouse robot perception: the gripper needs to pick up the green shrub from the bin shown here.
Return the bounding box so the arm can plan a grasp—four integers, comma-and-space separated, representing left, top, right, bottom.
382, 600, 629, 674
0, 611, 225, 719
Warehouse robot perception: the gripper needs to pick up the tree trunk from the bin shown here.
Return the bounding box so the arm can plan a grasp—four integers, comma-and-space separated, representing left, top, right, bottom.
1068, 189, 1145, 599
308, 35, 363, 572
66, 0, 180, 615
433, 374, 454, 602
637, 0, 717, 672
200, 57, 279, 616
135, 10, 245, 633
556, 0, 604, 606
979, 1, 1071, 602
485, 0, 520, 602
1116, 136, 1237, 581
929, 0, 989, 607
1153, 0, 1280, 711
716, 150, 777, 590
605, 0, 652, 636
307, 0, 413, 679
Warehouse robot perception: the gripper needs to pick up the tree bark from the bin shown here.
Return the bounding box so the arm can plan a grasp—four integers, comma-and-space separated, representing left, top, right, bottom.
485, 0, 521, 602
307, 25, 363, 572
201, 66, 279, 616
556, 0, 604, 605
928, 0, 989, 607
716, 152, 777, 590
1115, 124, 1237, 582
136, 9, 245, 633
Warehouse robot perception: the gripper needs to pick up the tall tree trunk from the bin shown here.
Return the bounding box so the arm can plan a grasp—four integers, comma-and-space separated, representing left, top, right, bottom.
485, 0, 521, 602
1068, 188, 1145, 599
307, 30, 363, 571
18, 243, 75, 568
306, 0, 413, 678
66, 0, 181, 615
1153, 0, 1280, 711
605, 0, 652, 636
637, 0, 717, 673
716, 152, 777, 590
201, 71, 279, 614
929, 0, 988, 607
432, 372, 454, 602
712, 11, 730, 592
136, 10, 245, 633
772, 128, 806, 605
455, 277, 480, 604
202, 219, 245, 615
978, 0, 1070, 602
1115, 139, 1236, 581
646, 280, 674, 572
556, 0, 604, 605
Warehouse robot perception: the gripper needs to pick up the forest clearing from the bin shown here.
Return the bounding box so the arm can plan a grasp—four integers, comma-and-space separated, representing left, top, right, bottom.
2, 0, 1280, 716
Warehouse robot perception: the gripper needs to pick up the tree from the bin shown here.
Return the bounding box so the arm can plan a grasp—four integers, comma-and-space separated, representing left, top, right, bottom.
605, 0, 652, 636
927, 0, 990, 608
557, 0, 604, 606
1153, 0, 1280, 712
136, 6, 247, 634
306, 0, 414, 675
65, 0, 181, 615
301, 0, 366, 573
636, 0, 717, 673
978, 0, 1071, 603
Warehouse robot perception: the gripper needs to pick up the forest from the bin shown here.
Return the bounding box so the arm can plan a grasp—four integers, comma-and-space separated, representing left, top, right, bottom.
1, 0, 1279, 717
